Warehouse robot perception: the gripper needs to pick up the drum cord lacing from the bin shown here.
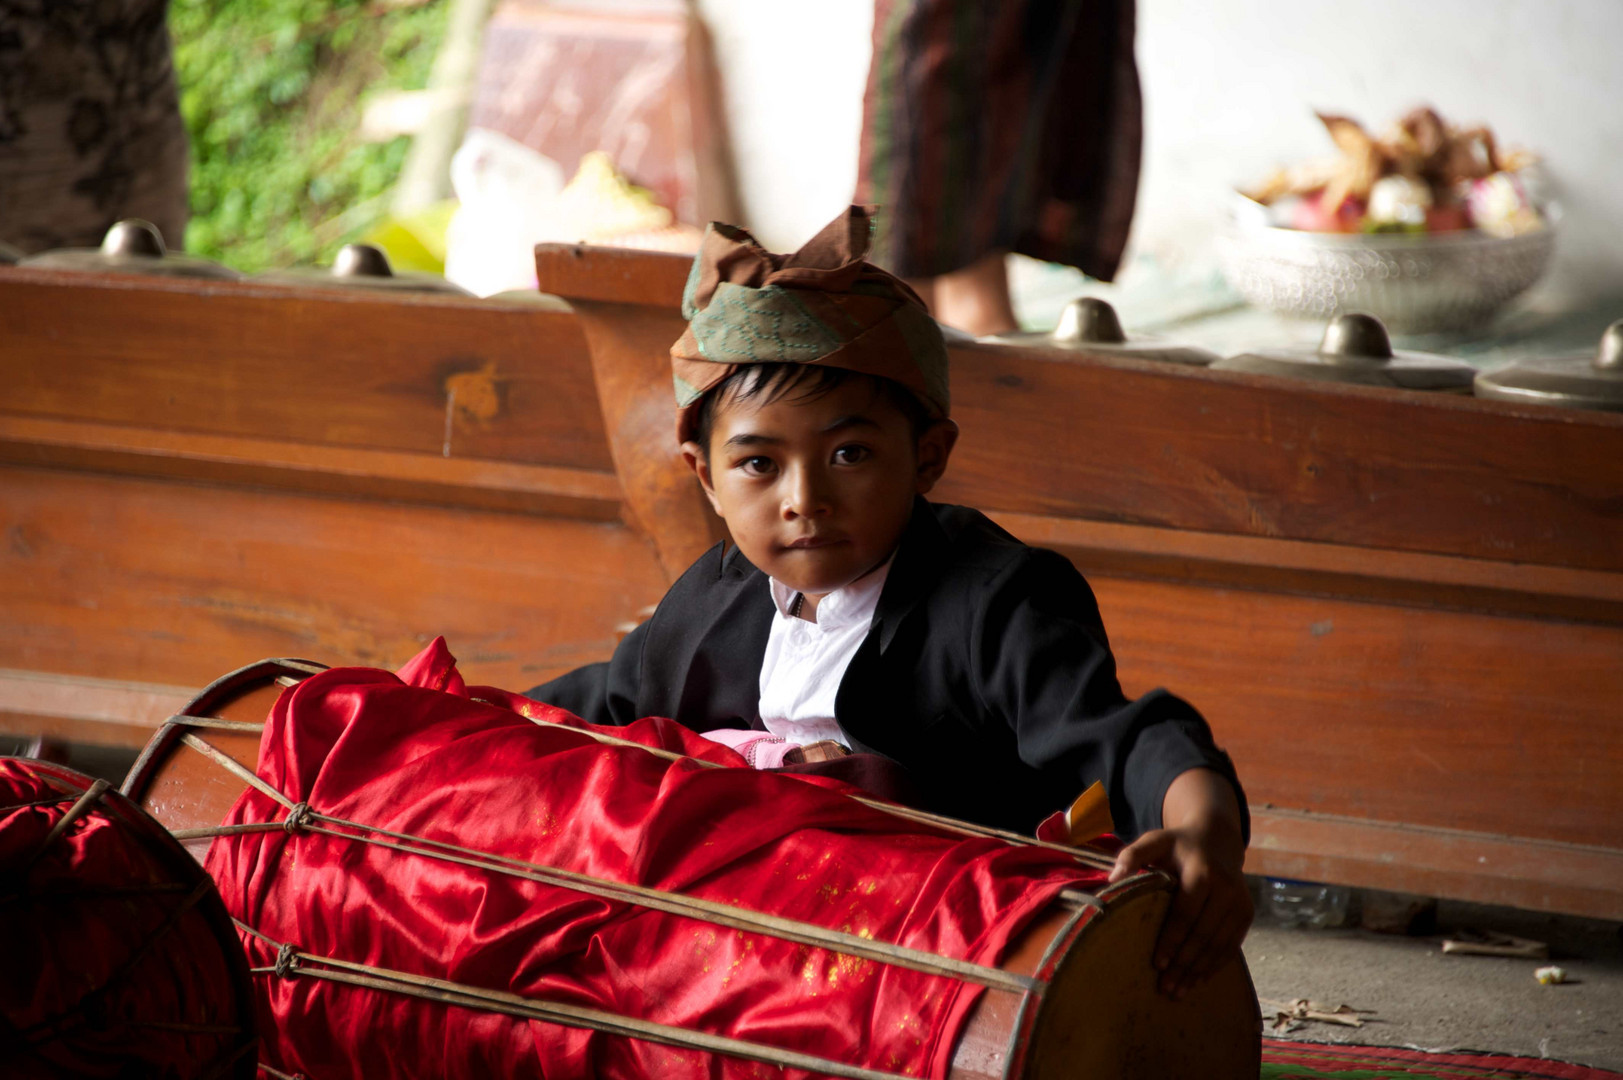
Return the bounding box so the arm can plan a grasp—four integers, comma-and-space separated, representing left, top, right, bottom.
166, 704, 1119, 875
256, 1064, 307, 1080
156, 674, 1137, 1080
22, 778, 110, 874
172, 731, 1044, 994
478, 708, 1121, 875
168, 723, 1114, 1080
231, 918, 948, 1080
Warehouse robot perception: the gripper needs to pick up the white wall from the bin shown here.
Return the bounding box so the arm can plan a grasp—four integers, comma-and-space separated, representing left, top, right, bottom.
695, 0, 873, 251
697, 0, 1623, 303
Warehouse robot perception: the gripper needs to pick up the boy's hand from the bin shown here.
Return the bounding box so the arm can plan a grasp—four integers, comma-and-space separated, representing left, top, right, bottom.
1108, 768, 1251, 1000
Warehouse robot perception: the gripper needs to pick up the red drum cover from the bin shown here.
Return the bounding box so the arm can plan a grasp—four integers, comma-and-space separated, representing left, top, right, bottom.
0, 758, 256, 1079
207, 639, 1109, 1079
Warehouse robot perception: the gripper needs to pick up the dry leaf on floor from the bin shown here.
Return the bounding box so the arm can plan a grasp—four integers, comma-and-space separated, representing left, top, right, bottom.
1441, 929, 1549, 959
1260, 998, 1374, 1034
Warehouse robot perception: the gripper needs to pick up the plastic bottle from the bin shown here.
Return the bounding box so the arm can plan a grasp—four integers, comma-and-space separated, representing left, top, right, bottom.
1265, 878, 1352, 928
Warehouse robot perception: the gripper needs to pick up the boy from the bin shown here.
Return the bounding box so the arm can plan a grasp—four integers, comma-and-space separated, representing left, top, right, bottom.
528, 207, 1251, 998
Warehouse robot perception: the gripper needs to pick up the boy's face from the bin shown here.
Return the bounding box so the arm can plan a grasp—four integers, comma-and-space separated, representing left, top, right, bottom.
681, 376, 957, 599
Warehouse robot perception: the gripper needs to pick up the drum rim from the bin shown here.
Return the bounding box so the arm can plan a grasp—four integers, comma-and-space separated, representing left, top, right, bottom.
993, 872, 1161, 1080
1005, 870, 1262, 1080
6, 756, 264, 1080
120, 658, 327, 809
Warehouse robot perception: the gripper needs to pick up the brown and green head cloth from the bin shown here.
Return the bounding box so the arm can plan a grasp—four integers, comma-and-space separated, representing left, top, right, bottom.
671, 205, 950, 444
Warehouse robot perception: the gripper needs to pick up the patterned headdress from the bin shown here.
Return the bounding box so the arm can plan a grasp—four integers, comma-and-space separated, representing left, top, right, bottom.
671, 206, 950, 444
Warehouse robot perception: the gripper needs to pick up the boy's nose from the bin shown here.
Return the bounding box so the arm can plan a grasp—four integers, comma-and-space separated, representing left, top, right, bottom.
782, 465, 832, 519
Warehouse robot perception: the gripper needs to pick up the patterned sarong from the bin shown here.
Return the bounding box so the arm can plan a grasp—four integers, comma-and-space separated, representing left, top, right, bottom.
855, 0, 1142, 281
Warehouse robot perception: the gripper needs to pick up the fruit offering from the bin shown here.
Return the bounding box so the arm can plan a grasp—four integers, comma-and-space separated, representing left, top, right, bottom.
1242, 107, 1543, 237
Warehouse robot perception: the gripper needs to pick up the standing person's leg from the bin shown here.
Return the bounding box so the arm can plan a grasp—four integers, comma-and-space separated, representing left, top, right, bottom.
918, 249, 1017, 337
902, 274, 937, 317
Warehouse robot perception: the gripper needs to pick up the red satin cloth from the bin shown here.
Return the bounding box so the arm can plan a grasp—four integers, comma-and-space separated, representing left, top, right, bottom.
208, 639, 1107, 1079
1, 759, 248, 1079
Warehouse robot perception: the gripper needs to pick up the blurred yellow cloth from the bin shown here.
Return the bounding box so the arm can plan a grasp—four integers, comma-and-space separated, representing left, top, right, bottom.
1067, 780, 1114, 845
363, 199, 457, 274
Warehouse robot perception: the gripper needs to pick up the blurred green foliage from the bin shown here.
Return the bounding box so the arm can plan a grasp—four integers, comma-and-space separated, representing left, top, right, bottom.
170, 0, 449, 272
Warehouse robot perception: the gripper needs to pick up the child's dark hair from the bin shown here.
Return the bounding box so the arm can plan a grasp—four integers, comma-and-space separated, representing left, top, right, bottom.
692, 364, 934, 455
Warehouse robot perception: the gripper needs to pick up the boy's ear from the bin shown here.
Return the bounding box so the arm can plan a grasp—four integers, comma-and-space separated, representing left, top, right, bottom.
681, 440, 726, 516
914, 419, 959, 495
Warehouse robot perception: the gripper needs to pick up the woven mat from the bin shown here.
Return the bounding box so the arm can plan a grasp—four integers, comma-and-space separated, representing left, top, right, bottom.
1262, 1039, 1623, 1079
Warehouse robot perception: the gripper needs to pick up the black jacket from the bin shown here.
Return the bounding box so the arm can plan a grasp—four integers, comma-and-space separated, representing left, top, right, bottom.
527, 500, 1246, 840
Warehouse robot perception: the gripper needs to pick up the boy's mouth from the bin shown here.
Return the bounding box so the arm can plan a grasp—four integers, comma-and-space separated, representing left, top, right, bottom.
784, 535, 842, 550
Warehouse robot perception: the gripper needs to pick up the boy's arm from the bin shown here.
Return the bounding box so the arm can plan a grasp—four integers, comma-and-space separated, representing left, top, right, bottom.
522, 617, 647, 727
1109, 767, 1250, 999
974, 549, 1248, 839
972, 549, 1250, 992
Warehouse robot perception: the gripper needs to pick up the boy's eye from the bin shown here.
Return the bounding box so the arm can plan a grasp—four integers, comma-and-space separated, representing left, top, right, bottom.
737, 455, 776, 476
832, 444, 871, 466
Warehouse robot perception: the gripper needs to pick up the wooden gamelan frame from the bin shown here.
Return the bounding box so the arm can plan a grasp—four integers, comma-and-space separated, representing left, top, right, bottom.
1, 250, 1620, 918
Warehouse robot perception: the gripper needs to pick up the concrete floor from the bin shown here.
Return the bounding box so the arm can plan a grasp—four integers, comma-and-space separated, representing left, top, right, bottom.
1245, 893, 1623, 1071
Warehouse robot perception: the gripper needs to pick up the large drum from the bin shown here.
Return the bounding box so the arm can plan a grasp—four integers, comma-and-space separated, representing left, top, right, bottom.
124, 649, 1261, 1080
1, 756, 258, 1079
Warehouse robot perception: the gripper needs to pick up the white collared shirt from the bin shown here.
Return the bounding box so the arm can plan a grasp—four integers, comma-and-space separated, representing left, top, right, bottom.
757, 559, 893, 747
